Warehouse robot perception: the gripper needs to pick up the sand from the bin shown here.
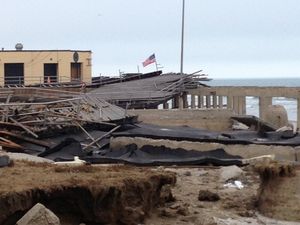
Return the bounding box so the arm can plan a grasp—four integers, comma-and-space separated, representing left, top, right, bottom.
0, 161, 175, 225
145, 166, 300, 225
1, 160, 300, 225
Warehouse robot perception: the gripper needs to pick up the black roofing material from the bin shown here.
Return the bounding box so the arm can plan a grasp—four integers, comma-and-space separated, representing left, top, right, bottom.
113, 123, 252, 144
35, 138, 243, 166
84, 144, 243, 166
113, 123, 300, 146
38, 138, 86, 161
22, 122, 300, 164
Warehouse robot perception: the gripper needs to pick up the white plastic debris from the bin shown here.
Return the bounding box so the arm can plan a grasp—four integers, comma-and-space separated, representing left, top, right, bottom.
223, 180, 244, 189
54, 156, 86, 166
276, 125, 293, 132
234, 180, 244, 189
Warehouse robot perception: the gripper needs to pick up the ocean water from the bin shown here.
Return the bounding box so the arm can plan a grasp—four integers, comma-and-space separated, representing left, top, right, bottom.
202, 78, 300, 122
244, 97, 296, 121
202, 78, 300, 87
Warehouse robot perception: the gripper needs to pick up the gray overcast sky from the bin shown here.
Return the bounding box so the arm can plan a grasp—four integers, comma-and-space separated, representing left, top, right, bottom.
2, 0, 300, 78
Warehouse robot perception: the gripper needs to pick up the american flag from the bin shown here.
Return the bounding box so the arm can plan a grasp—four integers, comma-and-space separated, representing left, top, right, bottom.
142, 54, 156, 67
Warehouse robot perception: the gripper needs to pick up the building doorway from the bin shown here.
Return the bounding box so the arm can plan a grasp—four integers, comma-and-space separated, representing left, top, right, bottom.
71, 63, 82, 82
44, 63, 58, 83
4, 63, 24, 85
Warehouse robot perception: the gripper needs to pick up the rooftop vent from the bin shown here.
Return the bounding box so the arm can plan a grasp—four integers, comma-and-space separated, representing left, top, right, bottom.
15, 43, 23, 51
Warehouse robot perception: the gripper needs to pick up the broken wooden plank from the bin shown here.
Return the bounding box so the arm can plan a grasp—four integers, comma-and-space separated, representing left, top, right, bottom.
0, 97, 81, 107
0, 130, 52, 148
46, 111, 118, 126
74, 121, 101, 148
83, 125, 121, 151
0, 121, 26, 131
2, 94, 12, 122
9, 117, 39, 138
0, 137, 24, 151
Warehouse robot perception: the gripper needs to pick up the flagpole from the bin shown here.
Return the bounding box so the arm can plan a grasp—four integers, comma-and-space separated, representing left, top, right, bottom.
180, 0, 185, 76
155, 61, 158, 71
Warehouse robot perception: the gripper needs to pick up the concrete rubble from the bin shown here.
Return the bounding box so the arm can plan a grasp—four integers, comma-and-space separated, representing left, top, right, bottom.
0, 154, 10, 167
16, 203, 60, 225
219, 165, 243, 182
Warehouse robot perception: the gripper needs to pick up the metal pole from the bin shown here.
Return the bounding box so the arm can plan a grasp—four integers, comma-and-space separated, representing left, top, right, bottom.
119, 69, 122, 82
180, 0, 185, 75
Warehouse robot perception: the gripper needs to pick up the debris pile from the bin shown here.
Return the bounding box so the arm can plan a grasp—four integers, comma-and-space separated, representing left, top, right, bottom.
0, 88, 135, 152
0, 89, 246, 166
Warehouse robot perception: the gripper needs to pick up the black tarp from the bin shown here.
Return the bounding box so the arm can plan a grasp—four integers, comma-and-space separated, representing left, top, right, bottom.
37, 139, 243, 166
21, 130, 109, 155
113, 123, 300, 146
83, 144, 243, 166
38, 138, 86, 161
26, 123, 300, 165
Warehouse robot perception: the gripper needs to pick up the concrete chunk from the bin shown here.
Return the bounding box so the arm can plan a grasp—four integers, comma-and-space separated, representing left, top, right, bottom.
219, 165, 243, 182
0, 155, 10, 167
16, 203, 60, 225
264, 105, 289, 129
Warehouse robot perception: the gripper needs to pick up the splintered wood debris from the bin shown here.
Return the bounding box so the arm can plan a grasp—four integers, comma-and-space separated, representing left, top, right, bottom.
0, 88, 135, 151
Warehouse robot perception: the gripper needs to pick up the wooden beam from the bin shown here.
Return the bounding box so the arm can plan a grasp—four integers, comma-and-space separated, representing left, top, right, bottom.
83, 125, 121, 151
0, 130, 51, 148
74, 121, 101, 148
9, 117, 39, 138
2, 94, 12, 122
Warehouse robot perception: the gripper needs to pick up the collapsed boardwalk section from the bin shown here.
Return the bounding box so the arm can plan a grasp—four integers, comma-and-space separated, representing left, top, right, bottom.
0, 88, 136, 151
0, 161, 176, 225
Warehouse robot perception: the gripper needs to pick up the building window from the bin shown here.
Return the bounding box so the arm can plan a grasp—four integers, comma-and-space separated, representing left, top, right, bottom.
71, 63, 82, 82
44, 63, 58, 83
4, 63, 24, 85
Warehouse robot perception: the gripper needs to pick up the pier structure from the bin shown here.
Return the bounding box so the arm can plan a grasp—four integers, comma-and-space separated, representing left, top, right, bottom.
166, 86, 300, 128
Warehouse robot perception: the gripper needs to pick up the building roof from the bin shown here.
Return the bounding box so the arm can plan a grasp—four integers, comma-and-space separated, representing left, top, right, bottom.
0, 50, 92, 53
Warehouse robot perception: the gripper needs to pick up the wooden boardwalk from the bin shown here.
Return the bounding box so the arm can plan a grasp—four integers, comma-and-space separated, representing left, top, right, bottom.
89, 72, 209, 108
